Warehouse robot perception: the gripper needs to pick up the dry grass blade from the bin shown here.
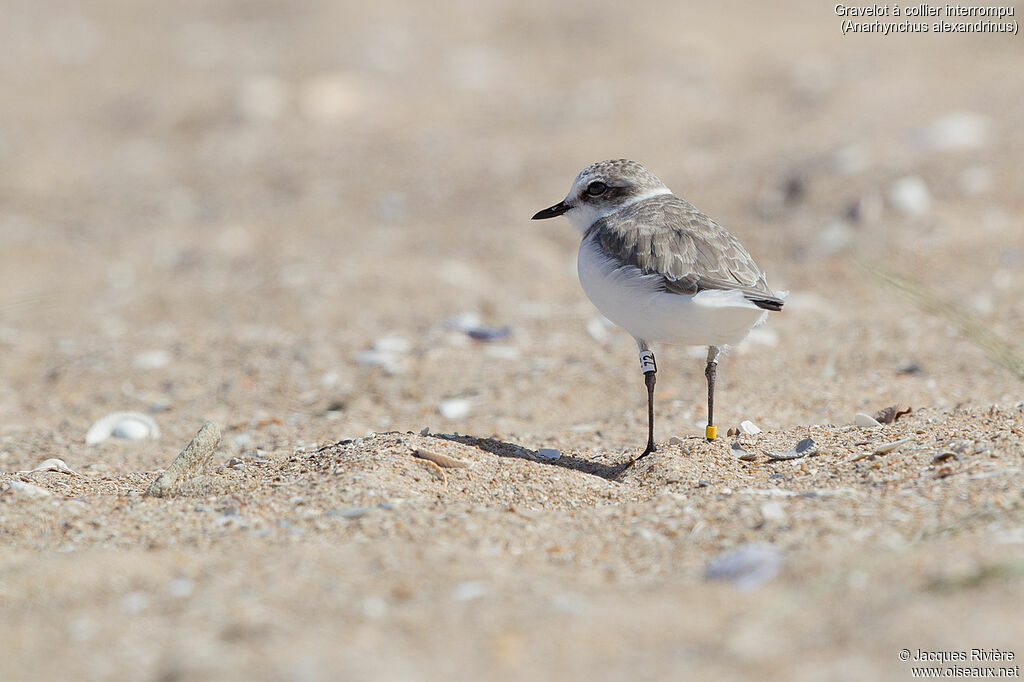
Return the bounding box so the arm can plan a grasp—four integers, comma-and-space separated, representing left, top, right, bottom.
854, 257, 1024, 382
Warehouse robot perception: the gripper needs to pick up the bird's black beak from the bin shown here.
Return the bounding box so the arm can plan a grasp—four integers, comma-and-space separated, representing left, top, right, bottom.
531, 201, 570, 220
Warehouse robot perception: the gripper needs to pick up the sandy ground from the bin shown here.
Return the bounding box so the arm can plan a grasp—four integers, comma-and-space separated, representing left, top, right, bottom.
2, 0, 1023, 680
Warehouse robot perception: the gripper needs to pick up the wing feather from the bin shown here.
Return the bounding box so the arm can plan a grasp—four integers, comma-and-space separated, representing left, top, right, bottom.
586, 195, 783, 308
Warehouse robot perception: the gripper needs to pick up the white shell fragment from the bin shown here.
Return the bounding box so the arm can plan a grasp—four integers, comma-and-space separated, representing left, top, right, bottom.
85, 412, 160, 444
586, 315, 615, 343
132, 349, 171, 370
438, 398, 472, 419
855, 413, 882, 428
3, 481, 53, 498
924, 111, 991, 151
873, 437, 915, 456
888, 176, 931, 216
851, 437, 916, 462
535, 448, 561, 461
18, 458, 77, 476
705, 543, 782, 590
413, 448, 469, 469
739, 420, 762, 435
355, 336, 410, 375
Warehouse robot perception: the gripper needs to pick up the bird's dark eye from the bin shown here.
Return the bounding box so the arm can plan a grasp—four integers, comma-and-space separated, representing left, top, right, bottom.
586, 181, 607, 196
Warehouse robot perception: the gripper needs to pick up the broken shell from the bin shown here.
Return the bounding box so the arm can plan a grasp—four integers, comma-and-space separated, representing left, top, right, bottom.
851, 437, 915, 462
731, 442, 756, 462
875, 404, 912, 424
739, 420, 762, 435
767, 437, 817, 461
535, 448, 561, 461
18, 458, 77, 476
872, 437, 914, 455
3, 481, 53, 498
855, 413, 882, 428
85, 412, 160, 444
413, 448, 469, 468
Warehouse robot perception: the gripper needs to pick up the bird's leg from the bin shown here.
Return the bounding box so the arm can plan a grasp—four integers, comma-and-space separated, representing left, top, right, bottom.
705, 346, 720, 440
638, 347, 657, 460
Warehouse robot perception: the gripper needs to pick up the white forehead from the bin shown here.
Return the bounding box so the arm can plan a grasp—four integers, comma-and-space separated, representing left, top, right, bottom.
567, 160, 666, 196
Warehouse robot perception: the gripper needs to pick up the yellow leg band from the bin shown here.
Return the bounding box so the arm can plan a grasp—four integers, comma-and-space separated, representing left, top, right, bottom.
705, 425, 717, 440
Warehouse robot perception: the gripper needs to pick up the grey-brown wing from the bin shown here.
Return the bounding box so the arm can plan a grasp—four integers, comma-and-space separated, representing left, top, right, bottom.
588, 195, 783, 309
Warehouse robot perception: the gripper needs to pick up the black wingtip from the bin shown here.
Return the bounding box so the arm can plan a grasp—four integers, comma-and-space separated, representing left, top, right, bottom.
749, 298, 784, 312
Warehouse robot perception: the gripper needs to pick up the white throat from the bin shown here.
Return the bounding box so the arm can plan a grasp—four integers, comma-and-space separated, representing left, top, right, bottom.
566, 187, 672, 234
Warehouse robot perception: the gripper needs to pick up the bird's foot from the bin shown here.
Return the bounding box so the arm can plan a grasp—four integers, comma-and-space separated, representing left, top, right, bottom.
636, 441, 656, 462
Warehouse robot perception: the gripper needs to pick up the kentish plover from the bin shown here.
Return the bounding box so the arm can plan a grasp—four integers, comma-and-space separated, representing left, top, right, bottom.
532, 159, 783, 460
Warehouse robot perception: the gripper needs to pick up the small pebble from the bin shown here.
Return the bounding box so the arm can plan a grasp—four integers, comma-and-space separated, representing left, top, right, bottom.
374, 336, 410, 354
855, 413, 882, 428
924, 111, 991, 151
167, 577, 195, 598
120, 592, 149, 615
465, 326, 510, 341
586, 316, 614, 343
535, 448, 560, 461
760, 501, 787, 523
132, 349, 171, 370
668, 436, 684, 445
326, 507, 372, 519
818, 221, 852, 255
438, 398, 472, 419
452, 581, 488, 601
888, 176, 931, 216
705, 543, 782, 590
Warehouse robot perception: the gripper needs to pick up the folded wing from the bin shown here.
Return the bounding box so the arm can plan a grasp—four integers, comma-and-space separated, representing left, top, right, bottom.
586, 195, 784, 311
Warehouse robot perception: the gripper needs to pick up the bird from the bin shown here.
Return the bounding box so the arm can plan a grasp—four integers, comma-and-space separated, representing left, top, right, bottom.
532, 159, 783, 461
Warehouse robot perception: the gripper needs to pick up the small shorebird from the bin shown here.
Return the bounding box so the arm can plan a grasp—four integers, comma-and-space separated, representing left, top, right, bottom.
532, 159, 783, 461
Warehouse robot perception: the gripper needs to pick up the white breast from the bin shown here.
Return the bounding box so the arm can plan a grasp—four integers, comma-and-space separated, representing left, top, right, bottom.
576, 234, 767, 346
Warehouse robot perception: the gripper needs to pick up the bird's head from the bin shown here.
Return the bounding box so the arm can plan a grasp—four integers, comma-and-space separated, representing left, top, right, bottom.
531, 159, 670, 233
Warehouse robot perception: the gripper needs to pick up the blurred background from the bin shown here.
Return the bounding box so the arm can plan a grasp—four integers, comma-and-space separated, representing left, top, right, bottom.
2, 2, 1024, 680
1, 0, 1021, 462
